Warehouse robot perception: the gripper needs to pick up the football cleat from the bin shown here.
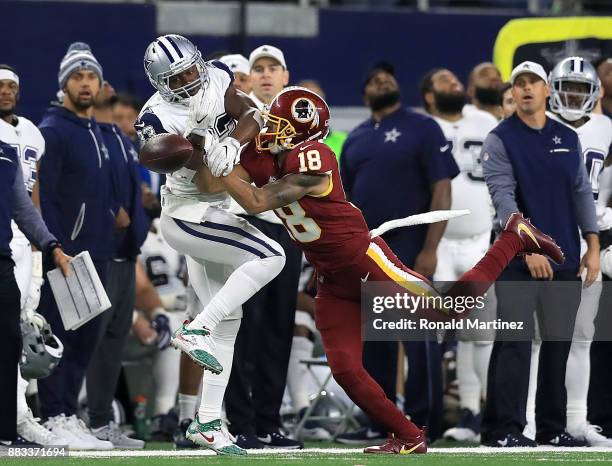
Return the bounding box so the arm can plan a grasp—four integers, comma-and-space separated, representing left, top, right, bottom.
537, 431, 588, 447
568, 423, 612, 447
443, 408, 481, 443
173, 419, 199, 449
482, 432, 537, 447
504, 212, 565, 265
171, 324, 222, 374
186, 416, 246, 456
363, 430, 427, 455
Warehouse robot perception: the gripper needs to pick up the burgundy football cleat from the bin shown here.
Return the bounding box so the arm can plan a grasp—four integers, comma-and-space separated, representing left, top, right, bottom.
504, 212, 565, 265
363, 430, 427, 455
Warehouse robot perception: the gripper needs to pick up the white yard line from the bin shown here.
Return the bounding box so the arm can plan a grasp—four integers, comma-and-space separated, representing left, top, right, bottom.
68, 446, 612, 458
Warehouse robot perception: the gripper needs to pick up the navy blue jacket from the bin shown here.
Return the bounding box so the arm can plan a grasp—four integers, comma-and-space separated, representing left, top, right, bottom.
38, 105, 118, 261
483, 113, 597, 272
340, 107, 459, 265
99, 122, 148, 260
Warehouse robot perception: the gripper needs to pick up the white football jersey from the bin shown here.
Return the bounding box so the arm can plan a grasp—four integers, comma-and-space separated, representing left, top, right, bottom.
548, 112, 612, 199
139, 226, 187, 311
434, 112, 497, 238
462, 104, 499, 126
136, 62, 236, 222
0, 116, 45, 242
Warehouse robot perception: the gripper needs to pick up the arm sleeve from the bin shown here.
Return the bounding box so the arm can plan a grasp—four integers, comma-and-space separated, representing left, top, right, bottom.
12, 158, 57, 251
37, 126, 66, 244
573, 140, 599, 235
482, 132, 519, 227
211, 60, 235, 84
420, 118, 459, 183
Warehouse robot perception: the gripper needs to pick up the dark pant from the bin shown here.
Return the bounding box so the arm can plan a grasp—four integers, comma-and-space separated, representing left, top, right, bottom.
226, 217, 302, 435
87, 259, 136, 428
481, 267, 581, 442
363, 241, 443, 440
0, 258, 21, 440
38, 260, 108, 419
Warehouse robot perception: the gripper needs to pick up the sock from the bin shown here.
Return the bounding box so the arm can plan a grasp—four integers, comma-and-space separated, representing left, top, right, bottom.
287, 336, 314, 412
153, 347, 181, 416
198, 319, 241, 423
446, 231, 523, 305
16, 366, 29, 424
473, 342, 493, 401
188, 255, 284, 332
178, 394, 199, 422
566, 340, 591, 431
525, 340, 541, 431
456, 342, 480, 414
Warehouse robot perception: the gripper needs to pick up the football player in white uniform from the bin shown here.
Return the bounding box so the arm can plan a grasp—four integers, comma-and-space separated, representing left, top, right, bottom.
525, 56, 612, 446
421, 68, 497, 442
0, 65, 66, 447
136, 35, 285, 455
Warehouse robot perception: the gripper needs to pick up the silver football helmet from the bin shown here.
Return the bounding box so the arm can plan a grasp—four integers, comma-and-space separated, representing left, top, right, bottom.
20, 313, 63, 380
144, 34, 208, 103
549, 56, 600, 122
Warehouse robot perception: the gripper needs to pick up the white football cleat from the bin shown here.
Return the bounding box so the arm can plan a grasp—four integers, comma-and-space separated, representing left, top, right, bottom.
171, 324, 222, 374
44, 414, 96, 450
186, 416, 246, 455
63, 415, 113, 450
568, 423, 612, 447
18, 409, 67, 447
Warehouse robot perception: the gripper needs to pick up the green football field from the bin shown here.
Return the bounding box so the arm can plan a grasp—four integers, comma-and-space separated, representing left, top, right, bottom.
4, 441, 612, 465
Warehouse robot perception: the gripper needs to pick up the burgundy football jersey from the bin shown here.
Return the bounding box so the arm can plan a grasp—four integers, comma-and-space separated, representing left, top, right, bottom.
240, 140, 371, 273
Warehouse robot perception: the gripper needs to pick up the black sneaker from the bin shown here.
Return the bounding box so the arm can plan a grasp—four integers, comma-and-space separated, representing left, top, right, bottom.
538, 432, 588, 447
257, 431, 303, 449
0, 435, 43, 448
173, 419, 198, 449
482, 432, 537, 447
151, 412, 179, 442
335, 427, 386, 445
235, 434, 265, 449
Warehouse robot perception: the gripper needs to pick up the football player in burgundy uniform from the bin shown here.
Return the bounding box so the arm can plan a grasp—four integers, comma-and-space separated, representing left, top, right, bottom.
191, 87, 564, 454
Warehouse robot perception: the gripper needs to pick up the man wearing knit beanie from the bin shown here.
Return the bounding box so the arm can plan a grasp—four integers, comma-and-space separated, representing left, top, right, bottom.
36, 42, 120, 450
57, 42, 103, 115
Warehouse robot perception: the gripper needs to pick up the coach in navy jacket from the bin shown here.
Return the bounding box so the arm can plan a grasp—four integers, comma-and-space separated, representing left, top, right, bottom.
36, 43, 123, 427
86, 83, 149, 441
481, 62, 599, 447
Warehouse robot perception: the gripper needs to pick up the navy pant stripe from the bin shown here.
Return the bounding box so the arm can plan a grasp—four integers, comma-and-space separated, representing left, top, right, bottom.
174, 218, 267, 259
201, 220, 281, 257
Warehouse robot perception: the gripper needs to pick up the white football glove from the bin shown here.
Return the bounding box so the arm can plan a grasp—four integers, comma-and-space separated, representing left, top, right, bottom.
184, 88, 208, 135
207, 137, 241, 177
596, 205, 612, 231
601, 245, 612, 278
24, 251, 43, 314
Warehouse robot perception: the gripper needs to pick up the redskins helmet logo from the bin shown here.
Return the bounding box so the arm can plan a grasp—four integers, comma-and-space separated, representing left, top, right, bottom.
291, 98, 316, 124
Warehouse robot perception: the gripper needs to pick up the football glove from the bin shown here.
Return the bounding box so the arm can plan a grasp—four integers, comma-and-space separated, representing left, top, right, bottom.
151, 308, 172, 350
207, 137, 241, 177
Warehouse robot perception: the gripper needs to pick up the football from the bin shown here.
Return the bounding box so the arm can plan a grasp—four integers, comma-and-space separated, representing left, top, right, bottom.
139, 133, 193, 174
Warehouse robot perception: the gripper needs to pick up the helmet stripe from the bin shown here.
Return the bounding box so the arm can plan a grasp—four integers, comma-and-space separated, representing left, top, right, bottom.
156, 39, 176, 63
166, 36, 184, 59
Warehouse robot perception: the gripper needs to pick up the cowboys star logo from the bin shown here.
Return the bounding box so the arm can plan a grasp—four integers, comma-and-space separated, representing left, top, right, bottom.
291, 98, 316, 123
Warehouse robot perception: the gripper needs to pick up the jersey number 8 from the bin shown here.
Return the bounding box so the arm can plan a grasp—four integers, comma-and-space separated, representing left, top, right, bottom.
275, 201, 321, 243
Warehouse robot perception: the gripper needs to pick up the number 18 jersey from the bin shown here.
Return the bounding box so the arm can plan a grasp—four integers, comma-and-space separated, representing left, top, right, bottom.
240, 140, 371, 274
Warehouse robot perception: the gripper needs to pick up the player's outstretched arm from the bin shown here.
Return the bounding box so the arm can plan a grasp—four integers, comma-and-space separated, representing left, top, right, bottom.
224, 84, 264, 145
221, 172, 329, 215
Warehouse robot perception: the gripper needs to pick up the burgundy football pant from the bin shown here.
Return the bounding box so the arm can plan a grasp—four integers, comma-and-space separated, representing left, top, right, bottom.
314, 231, 523, 439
